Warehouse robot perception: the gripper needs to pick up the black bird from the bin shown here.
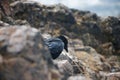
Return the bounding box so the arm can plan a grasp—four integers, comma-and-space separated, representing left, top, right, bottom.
45, 35, 68, 59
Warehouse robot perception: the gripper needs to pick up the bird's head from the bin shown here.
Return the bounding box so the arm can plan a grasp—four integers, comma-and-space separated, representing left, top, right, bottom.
57, 35, 68, 52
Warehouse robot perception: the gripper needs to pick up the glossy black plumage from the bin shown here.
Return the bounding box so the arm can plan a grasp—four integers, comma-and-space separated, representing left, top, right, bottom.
45, 35, 68, 59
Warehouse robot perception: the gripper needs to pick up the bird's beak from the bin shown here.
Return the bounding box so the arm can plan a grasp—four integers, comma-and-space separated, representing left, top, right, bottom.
65, 48, 68, 52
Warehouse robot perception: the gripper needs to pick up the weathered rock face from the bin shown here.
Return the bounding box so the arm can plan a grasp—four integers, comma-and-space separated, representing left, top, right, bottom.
9, 0, 120, 56
100, 72, 120, 80
10, 1, 76, 28
54, 60, 73, 80
100, 16, 120, 54
52, 37, 116, 80
0, 25, 60, 80
0, 0, 119, 80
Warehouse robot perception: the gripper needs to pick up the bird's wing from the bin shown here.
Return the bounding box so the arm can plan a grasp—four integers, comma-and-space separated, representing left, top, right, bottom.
45, 38, 64, 59
45, 38, 64, 54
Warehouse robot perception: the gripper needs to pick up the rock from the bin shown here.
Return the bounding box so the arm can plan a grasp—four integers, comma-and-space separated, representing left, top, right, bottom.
100, 72, 120, 80
44, 3, 76, 24
10, 1, 76, 28
107, 56, 120, 72
100, 16, 120, 54
14, 19, 29, 25
0, 0, 119, 80
68, 75, 89, 80
0, 25, 61, 80
54, 37, 112, 79
72, 10, 100, 24
0, 0, 14, 24
8, 0, 120, 56
68, 39, 111, 72
0, 0, 12, 16
54, 60, 73, 78
41, 33, 52, 40
10, 0, 27, 3
0, 21, 9, 26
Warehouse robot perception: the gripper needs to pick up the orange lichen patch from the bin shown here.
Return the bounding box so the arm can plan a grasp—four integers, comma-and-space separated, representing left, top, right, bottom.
0, 26, 16, 36
50, 69, 61, 80
75, 51, 102, 72
38, 43, 43, 49
53, 29, 60, 35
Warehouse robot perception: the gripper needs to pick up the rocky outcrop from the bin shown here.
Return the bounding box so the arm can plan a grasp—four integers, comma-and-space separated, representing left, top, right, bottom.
9, 0, 120, 55
100, 72, 120, 80
10, 1, 75, 28
100, 16, 120, 54
0, 25, 60, 80
0, 0, 120, 80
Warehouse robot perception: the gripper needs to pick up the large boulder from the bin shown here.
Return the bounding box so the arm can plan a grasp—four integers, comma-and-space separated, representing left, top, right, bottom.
0, 25, 61, 80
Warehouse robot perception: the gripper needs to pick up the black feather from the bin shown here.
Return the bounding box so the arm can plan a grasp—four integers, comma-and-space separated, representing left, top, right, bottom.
45, 35, 68, 59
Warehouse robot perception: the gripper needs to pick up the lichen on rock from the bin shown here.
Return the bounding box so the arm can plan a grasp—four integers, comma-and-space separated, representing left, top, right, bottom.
0, 0, 120, 80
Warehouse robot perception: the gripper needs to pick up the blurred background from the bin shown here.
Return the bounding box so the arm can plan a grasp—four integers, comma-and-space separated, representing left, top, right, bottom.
33, 0, 120, 17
